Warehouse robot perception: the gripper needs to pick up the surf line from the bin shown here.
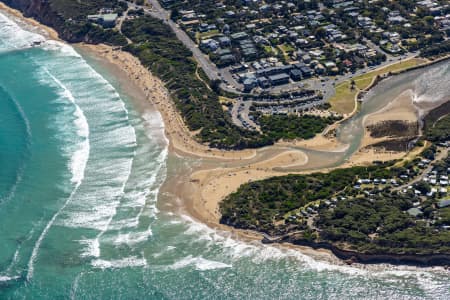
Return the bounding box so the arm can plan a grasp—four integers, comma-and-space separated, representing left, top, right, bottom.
26, 68, 90, 282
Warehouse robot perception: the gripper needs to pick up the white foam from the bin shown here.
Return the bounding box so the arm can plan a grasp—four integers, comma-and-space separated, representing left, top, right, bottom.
169, 255, 232, 271
0, 12, 45, 52
91, 256, 147, 269
41, 40, 81, 58
79, 238, 100, 258
178, 214, 449, 280
113, 228, 153, 246
41, 68, 90, 184
0, 275, 19, 282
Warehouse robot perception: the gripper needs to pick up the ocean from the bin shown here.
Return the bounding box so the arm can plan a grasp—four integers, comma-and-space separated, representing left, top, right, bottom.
0, 11, 449, 299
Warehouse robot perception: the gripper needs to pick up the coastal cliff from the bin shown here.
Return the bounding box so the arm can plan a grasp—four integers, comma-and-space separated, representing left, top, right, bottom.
1, 0, 126, 44
3, 0, 74, 41
262, 235, 450, 267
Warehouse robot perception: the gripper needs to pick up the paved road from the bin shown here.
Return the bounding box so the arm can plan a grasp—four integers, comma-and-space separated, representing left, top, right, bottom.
142, 0, 245, 94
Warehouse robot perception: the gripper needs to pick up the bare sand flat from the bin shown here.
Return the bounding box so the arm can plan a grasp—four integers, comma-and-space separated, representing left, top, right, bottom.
279, 134, 348, 152
362, 89, 419, 148
364, 90, 418, 127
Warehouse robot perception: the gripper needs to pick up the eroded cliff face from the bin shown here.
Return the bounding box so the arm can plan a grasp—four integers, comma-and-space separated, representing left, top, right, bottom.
1, 0, 111, 43
2, 0, 65, 35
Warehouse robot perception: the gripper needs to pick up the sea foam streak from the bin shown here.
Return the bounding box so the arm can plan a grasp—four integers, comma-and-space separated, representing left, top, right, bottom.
0, 275, 20, 282
169, 255, 232, 271
91, 256, 147, 269
43, 69, 90, 183
0, 12, 45, 54
27, 67, 90, 281
178, 214, 448, 281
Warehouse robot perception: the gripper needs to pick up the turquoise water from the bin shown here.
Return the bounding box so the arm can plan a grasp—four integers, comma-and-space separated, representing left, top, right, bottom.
0, 12, 449, 299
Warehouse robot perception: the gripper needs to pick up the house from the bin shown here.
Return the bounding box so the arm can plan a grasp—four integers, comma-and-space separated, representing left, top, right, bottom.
290, 69, 303, 81
268, 73, 290, 86
299, 66, 313, 77
256, 66, 291, 78
302, 54, 312, 63
224, 10, 236, 18
324, 61, 337, 69
231, 32, 248, 41
240, 40, 258, 60
181, 12, 198, 21
343, 59, 353, 68
309, 49, 324, 58
258, 76, 271, 88
389, 15, 406, 23
219, 54, 236, 66
217, 36, 231, 47
199, 23, 209, 32
315, 64, 326, 74
243, 77, 258, 91
200, 39, 219, 51
357, 16, 373, 28
87, 13, 118, 28
230, 64, 247, 73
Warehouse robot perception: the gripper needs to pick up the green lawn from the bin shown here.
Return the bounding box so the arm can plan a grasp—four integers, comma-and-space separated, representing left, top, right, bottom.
329, 81, 358, 115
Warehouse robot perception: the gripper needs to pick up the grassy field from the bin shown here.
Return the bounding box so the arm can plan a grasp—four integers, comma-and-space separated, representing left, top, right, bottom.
329, 81, 358, 115
329, 58, 425, 115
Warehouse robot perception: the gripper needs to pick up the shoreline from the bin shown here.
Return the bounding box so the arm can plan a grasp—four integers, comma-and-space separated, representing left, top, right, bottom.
0, 3, 59, 40
3, 3, 449, 267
